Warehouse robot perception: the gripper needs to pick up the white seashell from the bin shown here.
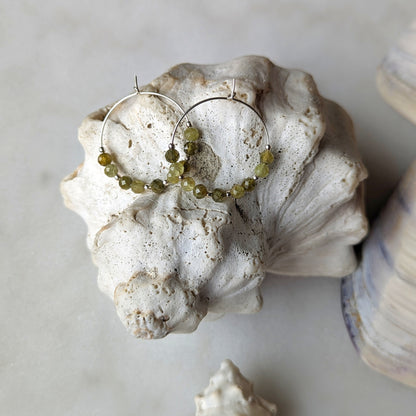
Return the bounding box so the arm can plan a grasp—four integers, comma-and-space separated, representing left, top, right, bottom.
342, 160, 416, 388
195, 359, 277, 416
377, 19, 416, 125
61, 56, 368, 339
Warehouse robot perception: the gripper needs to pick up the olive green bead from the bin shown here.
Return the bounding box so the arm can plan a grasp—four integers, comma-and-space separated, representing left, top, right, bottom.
167, 170, 180, 184
170, 162, 185, 175
104, 164, 118, 177
242, 177, 256, 192
168, 167, 181, 177
260, 149, 274, 164
98, 152, 112, 166
193, 184, 208, 199
254, 163, 269, 178
230, 184, 245, 199
184, 127, 200, 142
181, 177, 195, 191
119, 176, 132, 190
184, 141, 198, 156
212, 188, 226, 202
165, 148, 180, 163
150, 179, 165, 194
131, 179, 145, 194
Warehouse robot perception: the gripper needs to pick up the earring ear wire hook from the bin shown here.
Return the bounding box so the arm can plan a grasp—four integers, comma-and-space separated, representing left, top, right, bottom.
228, 78, 236, 100
134, 75, 140, 94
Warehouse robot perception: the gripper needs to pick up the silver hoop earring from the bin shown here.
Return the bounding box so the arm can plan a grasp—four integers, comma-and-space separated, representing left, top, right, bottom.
97, 76, 192, 194
167, 79, 273, 202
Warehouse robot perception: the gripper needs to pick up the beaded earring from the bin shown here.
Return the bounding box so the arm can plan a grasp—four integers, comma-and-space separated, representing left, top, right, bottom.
167, 79, 273, 202
97, 76, 195, 194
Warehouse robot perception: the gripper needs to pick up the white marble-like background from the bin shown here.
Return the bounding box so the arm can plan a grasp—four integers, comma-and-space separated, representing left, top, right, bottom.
1, 1, 416, 415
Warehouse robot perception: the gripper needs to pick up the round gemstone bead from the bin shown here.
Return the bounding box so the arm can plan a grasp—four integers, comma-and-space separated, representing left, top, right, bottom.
169, 166, 181, 177
119, 176, 132, 190
193, 184, 208, 199
230, 184, 245, 199
254, 163, 269, 178
242, 177, 256, 192
167, 170, 180, 184
212, 188, 226, 202
131, 179, 145, 194
181, 177, 195, 191
98, 153, 112, 166
165, 148, 180, 163
171, 162, 185, 175
104, 164, 118, 177
184, 141, 198, 156
260, 149, 274, 164
150, 179, 165, 194
184, 127, 200, 142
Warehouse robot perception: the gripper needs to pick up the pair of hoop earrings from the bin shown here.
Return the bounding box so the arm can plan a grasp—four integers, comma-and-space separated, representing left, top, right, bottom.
97, 77, 274, 202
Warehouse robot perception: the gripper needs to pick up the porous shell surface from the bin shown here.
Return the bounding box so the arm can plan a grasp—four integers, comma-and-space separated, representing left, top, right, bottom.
342, 160, 416, 388
195, 359, 277, 416
61, 56, 368, 339
377, 19, 416, 125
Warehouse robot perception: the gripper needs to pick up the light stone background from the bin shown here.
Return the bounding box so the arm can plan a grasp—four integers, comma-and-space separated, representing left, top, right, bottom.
1, 1, 416, 415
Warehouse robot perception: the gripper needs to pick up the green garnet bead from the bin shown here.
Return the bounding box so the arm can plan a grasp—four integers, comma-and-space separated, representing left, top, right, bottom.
131, 179, 145, 194
170, 162, 185, 176
212, 188, 226, 202
181, 177, 195, 191
193, 184, 208, 199
167, 170, 180, 184
230, 184, 245, 199
165, 148, 180, 163
184, 141, 198, 156
98, 152, 112, 166
119, 176, 132, 190
184, 127, 200, 142
242, 177, 256, 192
104, 164, 118, 177
260, 149, 274, 164
150, 179, 165, 194
254, 163, 269, 178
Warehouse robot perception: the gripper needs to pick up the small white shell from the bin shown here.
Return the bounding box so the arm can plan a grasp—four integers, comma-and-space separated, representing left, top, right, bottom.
377, 19, 416, 125
61, 57, 368, 338
342, 160, 416, 388
195, 359, 277, 416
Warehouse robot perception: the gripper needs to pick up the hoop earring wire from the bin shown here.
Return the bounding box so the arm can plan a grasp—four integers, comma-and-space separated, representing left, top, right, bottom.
170, 78, 270, 148
168, 79, 274, 202
97, 76, 191, 194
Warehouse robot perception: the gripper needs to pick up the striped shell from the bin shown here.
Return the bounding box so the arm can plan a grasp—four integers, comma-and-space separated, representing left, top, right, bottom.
377, 19, 416, 125
342, 160, 416, 388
